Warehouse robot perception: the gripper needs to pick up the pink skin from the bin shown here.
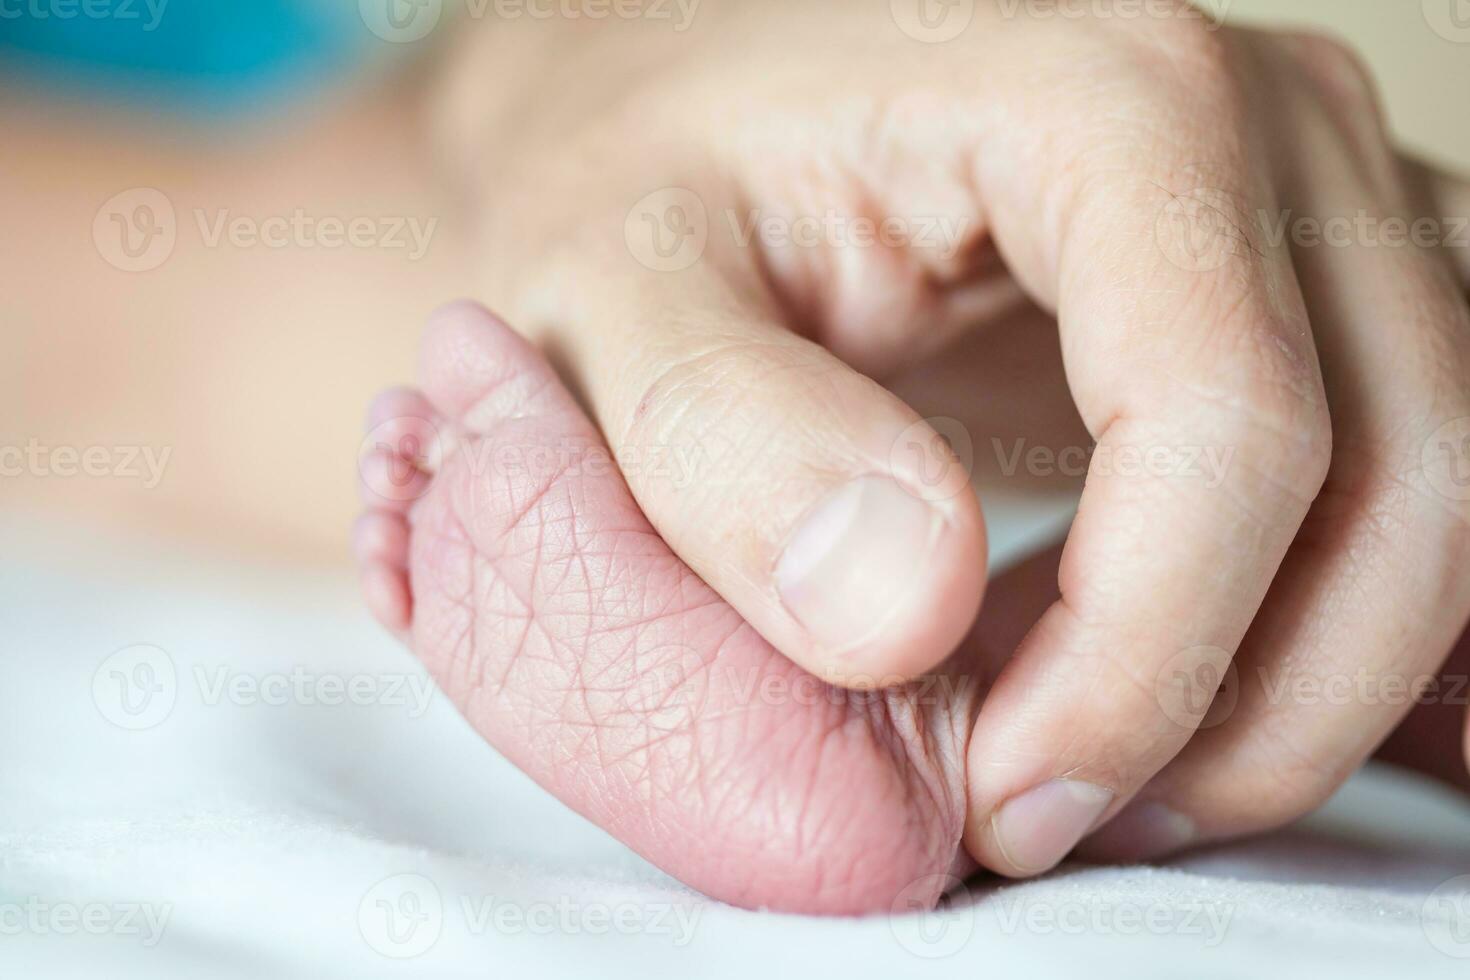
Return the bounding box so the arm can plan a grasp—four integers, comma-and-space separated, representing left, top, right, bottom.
355, 302, 987, 915
356, 303, 1470, 911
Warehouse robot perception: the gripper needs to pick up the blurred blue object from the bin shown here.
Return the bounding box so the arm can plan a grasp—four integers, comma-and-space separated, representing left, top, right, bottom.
0, 0, 370, 112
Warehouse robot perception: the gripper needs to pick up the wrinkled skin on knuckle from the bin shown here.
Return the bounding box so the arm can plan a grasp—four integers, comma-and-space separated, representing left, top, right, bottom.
1276, 30, 1382, 122
1084, 13, 1247, 110
1227, 714, 1352, 827
619, 337, 876, 548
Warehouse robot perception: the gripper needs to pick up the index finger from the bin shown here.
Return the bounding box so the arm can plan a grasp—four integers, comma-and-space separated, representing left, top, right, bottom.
959, 23, 1332, 876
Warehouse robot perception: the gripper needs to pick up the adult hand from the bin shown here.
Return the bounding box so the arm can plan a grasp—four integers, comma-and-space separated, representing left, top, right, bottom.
411, 0, 1470, 880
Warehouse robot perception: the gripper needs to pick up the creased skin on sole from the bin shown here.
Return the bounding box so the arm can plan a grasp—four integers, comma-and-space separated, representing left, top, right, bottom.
407, 413, 978, 914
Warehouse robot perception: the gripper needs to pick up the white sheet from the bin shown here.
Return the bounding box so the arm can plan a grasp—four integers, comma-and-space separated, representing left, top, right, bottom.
3, 517, 1469, 979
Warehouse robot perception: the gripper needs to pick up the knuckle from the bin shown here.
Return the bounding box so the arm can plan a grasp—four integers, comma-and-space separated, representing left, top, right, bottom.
1167, 366, 1333, 504
1125, 13, 1240, 91
619, 336, 840, 503
1412, 405, 1470, 529
1234, 386, 1333, 484
1280, 31, 1380, 116
1228, 721, 1346, 825
1057, 21, 1245, 145
1244, 758, 1339, 826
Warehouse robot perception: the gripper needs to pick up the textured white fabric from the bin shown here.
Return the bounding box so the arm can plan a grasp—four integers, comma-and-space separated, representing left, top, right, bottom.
3, 518, 1469, 979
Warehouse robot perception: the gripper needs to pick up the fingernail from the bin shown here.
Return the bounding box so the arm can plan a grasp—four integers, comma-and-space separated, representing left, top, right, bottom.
1084, 803, 1196, 861
991, 779, 1114, 875
774, 475, 939, 657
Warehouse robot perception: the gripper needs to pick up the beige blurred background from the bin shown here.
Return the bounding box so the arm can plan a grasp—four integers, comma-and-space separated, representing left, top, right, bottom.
1229, 0, 1470, 165
2, 0, 1467, 569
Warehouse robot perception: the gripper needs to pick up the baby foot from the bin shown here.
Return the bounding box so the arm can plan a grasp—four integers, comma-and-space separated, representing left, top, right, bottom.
354, 301, 986, 914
